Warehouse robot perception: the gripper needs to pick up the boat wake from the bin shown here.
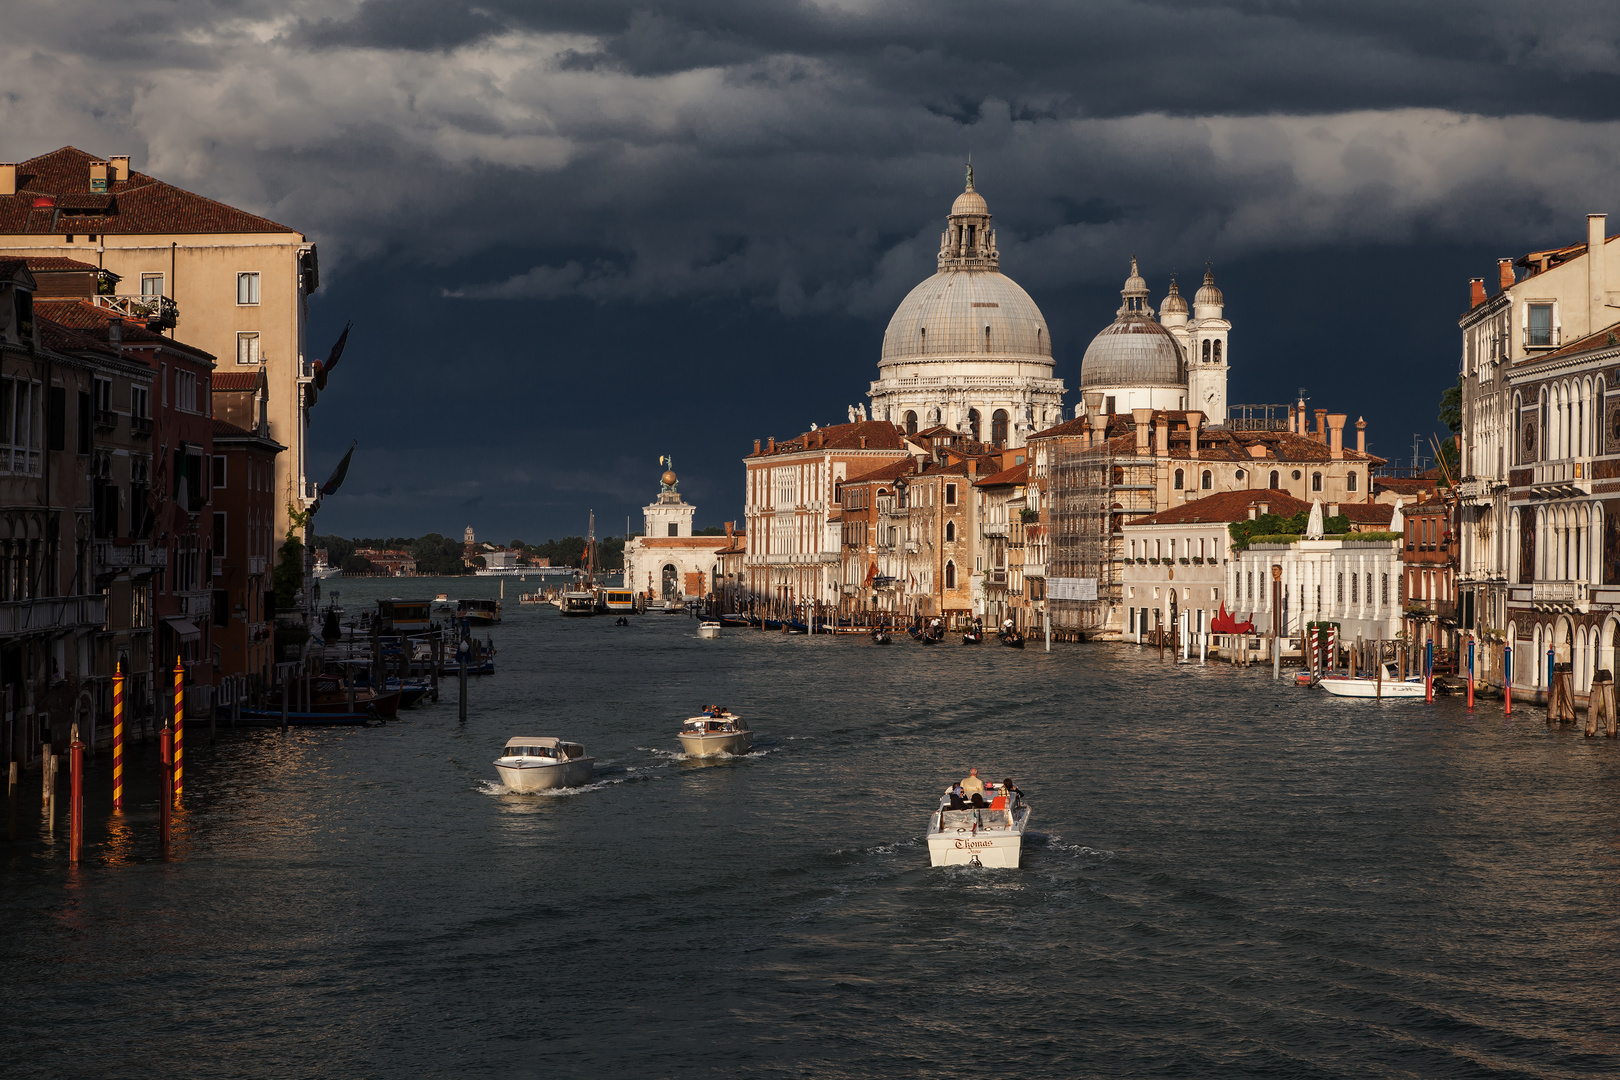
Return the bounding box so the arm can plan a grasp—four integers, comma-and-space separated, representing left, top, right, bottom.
475, 772, 654, 798
1031, 832, 1116, 860
635, 746, 781, 762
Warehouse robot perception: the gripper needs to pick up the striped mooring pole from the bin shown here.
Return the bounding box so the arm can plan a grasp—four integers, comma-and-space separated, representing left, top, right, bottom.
172, 656, 184, 805
112, 662, 124, 813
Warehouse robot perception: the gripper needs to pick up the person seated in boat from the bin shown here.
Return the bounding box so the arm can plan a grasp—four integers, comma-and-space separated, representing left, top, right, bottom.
947, 784, 967, 810
969, 792, 987, 809
960, 767, 985, 798
1002, 777, 1021, 799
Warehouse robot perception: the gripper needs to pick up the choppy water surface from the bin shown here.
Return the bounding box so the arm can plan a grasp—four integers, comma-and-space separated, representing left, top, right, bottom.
4, 579, 1619, 1078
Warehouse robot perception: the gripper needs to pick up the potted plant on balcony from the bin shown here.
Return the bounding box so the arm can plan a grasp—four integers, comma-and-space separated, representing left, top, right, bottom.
1148, 557, 1160, 565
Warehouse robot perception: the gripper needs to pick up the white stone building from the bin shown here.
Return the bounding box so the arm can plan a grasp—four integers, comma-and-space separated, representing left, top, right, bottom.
868, 170, 1066, 448
1229, 537, 1404, 643
623, 467, 726, 601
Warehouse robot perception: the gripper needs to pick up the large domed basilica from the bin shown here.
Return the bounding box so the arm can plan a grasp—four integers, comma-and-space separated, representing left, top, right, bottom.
1079, 259, 1230, 420
867, 170, 1066, 448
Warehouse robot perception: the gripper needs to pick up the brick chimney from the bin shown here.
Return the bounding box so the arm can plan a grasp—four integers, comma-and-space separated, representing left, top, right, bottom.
1328, 413, 1346, 459
753, 439, 761, 455
89, 161, 108, 193
109, 155, 130, 182
858, 435, 867, 449
1498, 258, 1515, 292
1355, 416, 1366, 456
1314, 409, 1328, 443
767, 436, 775, 453
1469, 277, 1486, 308
0, 163, 14, 197
1286, 403, 1296, 434
1132, 407, 1153, 455
1188, 411, 1203, 458
1155, 413, 1170, 458
1248, 505, 1258, 520
1589, 213, 1608, 333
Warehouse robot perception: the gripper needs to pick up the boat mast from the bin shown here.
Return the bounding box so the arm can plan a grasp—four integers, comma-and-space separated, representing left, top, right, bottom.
587, 510, 596, 583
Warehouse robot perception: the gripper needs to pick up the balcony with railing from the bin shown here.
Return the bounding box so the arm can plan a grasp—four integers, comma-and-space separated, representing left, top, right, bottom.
130, 415, 152, 438
0, 594, 108, 636
93, 408, 117, 431
1531, 580, 1590, 611
92, 293, 178, 330
1530, 459, 1592, 496
1523, 324, 1560, 350
94, 540, 166, 571
981, 521, 1008, 537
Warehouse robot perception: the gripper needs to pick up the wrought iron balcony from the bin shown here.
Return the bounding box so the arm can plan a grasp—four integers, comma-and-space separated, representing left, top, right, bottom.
92, 293, 178, 330
94, 540, 165, 571
131, 415, 152, 438
0, 595, 107, 636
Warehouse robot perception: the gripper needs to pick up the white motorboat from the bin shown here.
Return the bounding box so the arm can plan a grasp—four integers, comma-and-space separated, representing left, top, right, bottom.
678, 711, 752, 757
926, 783, 1031, 868
493, 737, 595, 792
1318, 664, 1427, 698
697, 621, 721, 639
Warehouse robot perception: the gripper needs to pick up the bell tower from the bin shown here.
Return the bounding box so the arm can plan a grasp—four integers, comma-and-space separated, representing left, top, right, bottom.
1186, 266, 1230, 424
643, 458, 696, 539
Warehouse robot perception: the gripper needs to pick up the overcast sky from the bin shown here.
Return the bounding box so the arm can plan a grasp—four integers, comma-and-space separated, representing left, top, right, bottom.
6, 0, 1620, 539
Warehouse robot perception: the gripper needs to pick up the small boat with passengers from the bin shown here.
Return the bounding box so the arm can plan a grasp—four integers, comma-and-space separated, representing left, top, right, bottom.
697, 621, 721, 639
1318, 663, 1427, 698
493, 737, 595, 792
678, 708, 752, 757
457, 598, 501, 626
927, 777, 1031, 868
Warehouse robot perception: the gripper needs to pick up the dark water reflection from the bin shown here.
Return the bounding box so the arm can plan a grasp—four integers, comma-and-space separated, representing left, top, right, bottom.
5, 578, 1620, 1078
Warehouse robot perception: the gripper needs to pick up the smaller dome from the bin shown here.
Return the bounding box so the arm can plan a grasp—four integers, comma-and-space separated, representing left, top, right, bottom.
1122, 256, 1147, 298
1081, 319, 1185, 390
661, 469, 678, 488
1195, 267, 1223, 307
1159, 277, 1187, 316
951, 188, 989, 217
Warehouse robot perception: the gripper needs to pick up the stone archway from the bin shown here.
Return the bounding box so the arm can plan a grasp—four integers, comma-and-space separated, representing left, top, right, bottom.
661, 563, 678, 600
1554, 615, 1573, 664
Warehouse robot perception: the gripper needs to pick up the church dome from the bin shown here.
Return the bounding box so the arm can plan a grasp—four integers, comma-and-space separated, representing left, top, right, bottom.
1159, 277, 1187, 317
1194, 267, 1223, 307
1080, 319, 1185, 389
881, 270, 1052, 362
951, 188, 989, 217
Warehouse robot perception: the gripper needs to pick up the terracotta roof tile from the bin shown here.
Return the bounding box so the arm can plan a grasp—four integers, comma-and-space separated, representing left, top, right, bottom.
35, 314, 121, 360
751, 419, 906, 457
212, 371, 265, 392
32, 299, 214, 361
974, 462, 1029, 487
22, 256, 99, 272
1133, 490, 1311, 526
0, 147, 297, 236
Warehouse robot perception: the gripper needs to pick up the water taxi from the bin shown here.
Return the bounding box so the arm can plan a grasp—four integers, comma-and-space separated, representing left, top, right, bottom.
697, 621, 721, 639
927, 782, 1031, 868
458, 598, 502, 626
1319, 664, 1426, 698
493, 737, 595, 792
517, 592, 548, 605
678, 710, 752, 757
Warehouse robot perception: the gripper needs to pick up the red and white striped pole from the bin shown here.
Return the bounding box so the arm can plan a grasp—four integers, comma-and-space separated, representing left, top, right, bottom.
172, 656, 184, 805
112, 661, 124, 813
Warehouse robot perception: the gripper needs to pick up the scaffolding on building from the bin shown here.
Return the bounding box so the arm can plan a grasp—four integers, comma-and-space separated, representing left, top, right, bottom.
1047, 438, 1158, 634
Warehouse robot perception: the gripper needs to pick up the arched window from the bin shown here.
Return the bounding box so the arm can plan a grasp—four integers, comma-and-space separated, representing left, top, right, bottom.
1347, 471, 1357, 492
1269, 471, 1280, 489
1174, 469, 1184, 490
945, 561, 957, 589
967, 409, 981, 442
945, 521, 955, 542
1312, 472, 1322, 492
991, 409, 1009, 446
1213, 340, 1222, 364
1201, 470, 1212, 489
904, 411, 917, 436
1202, 339, 1211, 362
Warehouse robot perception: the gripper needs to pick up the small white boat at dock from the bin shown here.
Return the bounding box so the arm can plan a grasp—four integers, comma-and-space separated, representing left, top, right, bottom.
493, 737, 595, 792
697, 621, 721, 639
1318, 664, 1426, 698
926, 782, 1031, 868
678, 710, 751, 756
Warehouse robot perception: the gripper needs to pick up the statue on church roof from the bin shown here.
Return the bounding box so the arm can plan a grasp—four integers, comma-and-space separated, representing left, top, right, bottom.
659, 455, 678, 492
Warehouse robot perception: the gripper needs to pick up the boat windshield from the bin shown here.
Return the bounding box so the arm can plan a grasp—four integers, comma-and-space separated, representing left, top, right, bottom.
505, 746, 558, 758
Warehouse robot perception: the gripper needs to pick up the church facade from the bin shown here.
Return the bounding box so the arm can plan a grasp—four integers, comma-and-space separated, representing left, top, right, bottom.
622, 467, 730, 601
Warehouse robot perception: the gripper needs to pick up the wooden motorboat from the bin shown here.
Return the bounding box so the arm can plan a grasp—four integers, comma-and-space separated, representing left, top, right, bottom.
927, 782, 1031, 868
494, 737, 594, 792
697, 621, 721, 639
678, 711, 752, 757
457, 598, 501, 626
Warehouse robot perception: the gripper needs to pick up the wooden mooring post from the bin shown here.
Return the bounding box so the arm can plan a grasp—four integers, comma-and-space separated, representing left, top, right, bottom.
1548, 663, 1576, 724
1585, 670, 1616, 737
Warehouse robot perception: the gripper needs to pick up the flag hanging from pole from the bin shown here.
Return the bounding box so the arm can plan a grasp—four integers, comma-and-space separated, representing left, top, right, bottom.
314, 321, 353, 390
320, 441, 357, 497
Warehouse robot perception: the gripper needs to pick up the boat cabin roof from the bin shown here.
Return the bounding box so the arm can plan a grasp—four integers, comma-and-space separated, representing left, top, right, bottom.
506, 736, 567, 748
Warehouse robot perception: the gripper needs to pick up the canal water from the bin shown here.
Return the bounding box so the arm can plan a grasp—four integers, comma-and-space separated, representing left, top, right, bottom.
4, 577, 1619, 1078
